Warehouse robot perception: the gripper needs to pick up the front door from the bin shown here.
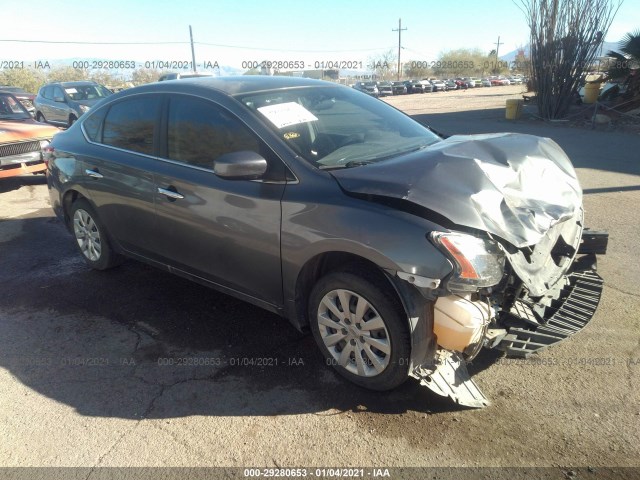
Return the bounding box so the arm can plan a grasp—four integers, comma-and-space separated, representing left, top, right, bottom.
152, 95, 286, 307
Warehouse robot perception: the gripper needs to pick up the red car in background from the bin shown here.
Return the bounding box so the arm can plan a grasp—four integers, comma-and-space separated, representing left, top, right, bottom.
0, 92, 59, 178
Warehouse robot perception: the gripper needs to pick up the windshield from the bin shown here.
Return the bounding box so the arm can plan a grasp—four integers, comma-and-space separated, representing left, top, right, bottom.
64, 84, 112, 101
0, 93, 31, 120
238, 85, 440, 169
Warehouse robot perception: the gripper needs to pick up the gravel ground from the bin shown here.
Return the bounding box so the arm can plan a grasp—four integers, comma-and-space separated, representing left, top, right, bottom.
382, 84, 528, 114
0, 85, 639, 480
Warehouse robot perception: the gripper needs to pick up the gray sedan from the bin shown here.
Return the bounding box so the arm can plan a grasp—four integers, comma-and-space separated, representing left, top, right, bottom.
45, 76, 606, 407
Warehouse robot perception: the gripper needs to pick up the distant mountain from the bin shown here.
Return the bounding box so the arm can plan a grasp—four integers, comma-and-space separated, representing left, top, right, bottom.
500, 41, 621, 62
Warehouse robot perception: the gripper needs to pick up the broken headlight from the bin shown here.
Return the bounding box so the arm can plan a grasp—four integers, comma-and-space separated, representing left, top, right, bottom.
431, 232, 505, 292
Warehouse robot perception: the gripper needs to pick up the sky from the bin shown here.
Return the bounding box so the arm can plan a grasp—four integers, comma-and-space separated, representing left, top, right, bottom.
1, 0, 638, 73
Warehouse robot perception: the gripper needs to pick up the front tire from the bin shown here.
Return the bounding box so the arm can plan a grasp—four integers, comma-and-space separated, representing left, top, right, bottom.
36, 112, 46, 123
69, 199, 121, 270
309, 272, 410, 391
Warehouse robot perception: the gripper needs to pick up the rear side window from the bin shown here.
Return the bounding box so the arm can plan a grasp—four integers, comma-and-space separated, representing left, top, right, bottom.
52, 86, 64, 100
102, 96, 160, 155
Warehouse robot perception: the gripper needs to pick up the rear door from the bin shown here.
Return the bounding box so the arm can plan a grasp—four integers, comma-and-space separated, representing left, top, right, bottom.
151, 94, 286, 307
79, 94, 162, 258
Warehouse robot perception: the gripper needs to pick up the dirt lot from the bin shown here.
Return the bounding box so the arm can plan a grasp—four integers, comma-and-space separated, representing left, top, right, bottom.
1, 86, 639, 480
383, 84, 528, 114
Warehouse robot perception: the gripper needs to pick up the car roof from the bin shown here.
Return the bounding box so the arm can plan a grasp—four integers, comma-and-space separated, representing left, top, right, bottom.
115, 76, 343, 97
51, 81, 100, 87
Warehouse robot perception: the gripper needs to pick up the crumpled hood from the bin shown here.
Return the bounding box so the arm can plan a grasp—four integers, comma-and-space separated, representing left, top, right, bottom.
330, 133, 582, 248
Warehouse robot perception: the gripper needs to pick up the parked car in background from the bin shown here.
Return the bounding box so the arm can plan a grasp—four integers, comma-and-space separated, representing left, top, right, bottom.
377, 82, 393, 97
45, 76, 607, 408
430, 80, 447, 92
481, 78, 492, 87
403, 80, 423, 93
391, 81, 407, 95
459, 78, 475, 88
0, 86, 36, 116
417, 80, 434, 93
490, 77, 503, 86
0, 92, 59, 178
508, 77, 523, 85
444, 80, 458, 90
34, 81, 113, 127
353, 81, 379, 97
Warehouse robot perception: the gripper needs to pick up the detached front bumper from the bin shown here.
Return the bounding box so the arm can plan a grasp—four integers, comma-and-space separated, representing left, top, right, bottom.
497, 254, 604, 357
409, 231, 607, 409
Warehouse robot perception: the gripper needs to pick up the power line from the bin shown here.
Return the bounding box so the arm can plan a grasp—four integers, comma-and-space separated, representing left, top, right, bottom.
0, 38, 388, 53
0, 39, 187, 45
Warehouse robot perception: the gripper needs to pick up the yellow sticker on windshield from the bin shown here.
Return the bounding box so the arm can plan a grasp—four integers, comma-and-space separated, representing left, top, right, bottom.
284, 132, 300, 140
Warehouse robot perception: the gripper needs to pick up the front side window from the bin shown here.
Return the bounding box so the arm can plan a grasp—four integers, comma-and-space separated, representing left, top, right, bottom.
167, 96, 260, 169
239, 86, 440, 169
102, 96, 160, 155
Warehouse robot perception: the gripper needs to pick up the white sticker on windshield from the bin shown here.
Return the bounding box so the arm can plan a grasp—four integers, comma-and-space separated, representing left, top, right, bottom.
257, 102, 318, 129
65, 88, 78, 94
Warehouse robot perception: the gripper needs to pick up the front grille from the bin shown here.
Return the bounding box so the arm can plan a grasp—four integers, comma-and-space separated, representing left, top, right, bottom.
0, 141, 41, 158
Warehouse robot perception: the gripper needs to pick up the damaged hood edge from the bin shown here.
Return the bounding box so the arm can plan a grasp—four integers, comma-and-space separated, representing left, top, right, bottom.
330, 132, 582, 249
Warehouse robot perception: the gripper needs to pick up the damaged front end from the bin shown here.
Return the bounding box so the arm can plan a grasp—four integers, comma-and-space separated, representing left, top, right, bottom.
332, 133, 608, 407
347, 133, 610, 408
412, 236, 606, 408
406, 213, 607, 409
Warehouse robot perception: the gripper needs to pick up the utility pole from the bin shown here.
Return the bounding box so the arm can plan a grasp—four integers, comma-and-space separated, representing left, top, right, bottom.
189, 25, 197, 73
494, 35, 504, 71
392, 19, 407, 81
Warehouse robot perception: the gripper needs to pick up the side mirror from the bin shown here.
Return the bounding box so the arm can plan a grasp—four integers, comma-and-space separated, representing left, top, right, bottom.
214, 151, 267, 180
54, 96, 65, 103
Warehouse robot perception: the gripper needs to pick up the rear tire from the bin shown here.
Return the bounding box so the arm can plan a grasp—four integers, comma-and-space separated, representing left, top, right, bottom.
309, 272, 410, 391
69, 199, 121, 270
68, 115, 77, 127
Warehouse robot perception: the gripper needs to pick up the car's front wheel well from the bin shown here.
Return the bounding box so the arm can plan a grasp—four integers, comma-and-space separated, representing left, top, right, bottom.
294, 252, 402, 329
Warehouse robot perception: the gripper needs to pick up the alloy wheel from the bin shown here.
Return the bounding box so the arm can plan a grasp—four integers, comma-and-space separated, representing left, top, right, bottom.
316, 289, 391, 377
73, 209, 102, 262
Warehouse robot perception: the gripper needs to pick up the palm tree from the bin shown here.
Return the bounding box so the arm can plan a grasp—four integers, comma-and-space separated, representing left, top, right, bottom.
606, 30, 640, 80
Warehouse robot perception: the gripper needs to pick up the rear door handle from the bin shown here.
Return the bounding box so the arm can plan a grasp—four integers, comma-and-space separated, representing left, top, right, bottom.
85, 169, 104, 179
157, 187, 184, 200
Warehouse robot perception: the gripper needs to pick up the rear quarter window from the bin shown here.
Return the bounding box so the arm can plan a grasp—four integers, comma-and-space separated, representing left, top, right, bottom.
82, 107, 107, 142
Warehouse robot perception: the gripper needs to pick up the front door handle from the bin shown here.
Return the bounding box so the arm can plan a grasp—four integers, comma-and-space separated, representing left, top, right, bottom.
85, 169, 103, 179
157, 187, 184, 200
